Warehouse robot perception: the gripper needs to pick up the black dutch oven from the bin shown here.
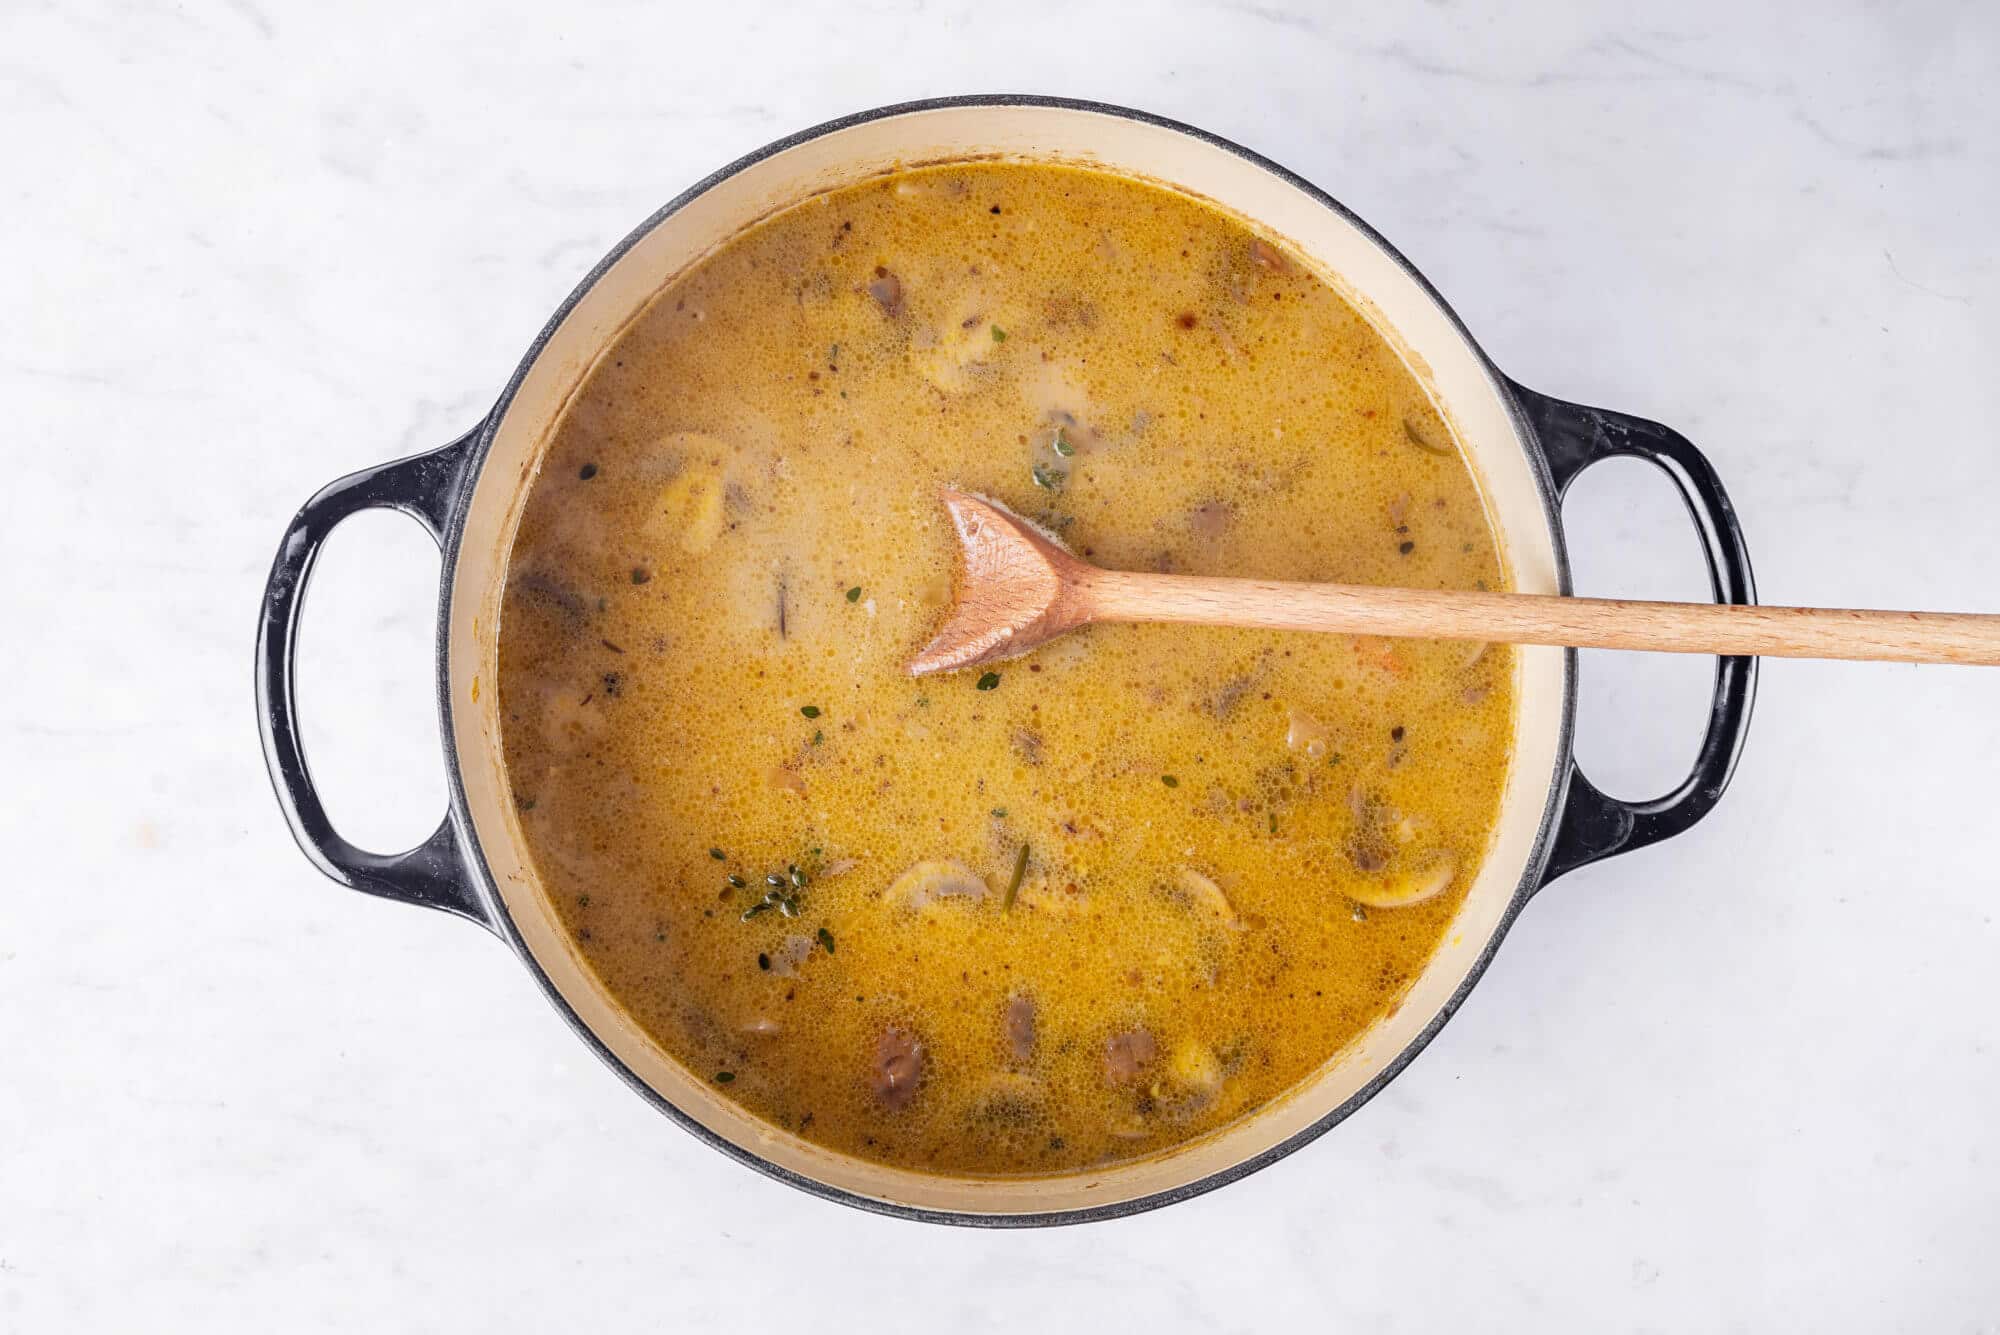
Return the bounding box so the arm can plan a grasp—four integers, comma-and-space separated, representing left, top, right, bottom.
258, 96, 1754, 1225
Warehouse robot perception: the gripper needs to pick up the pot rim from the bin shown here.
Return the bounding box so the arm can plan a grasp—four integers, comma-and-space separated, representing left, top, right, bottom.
438, 94, 1577, 1226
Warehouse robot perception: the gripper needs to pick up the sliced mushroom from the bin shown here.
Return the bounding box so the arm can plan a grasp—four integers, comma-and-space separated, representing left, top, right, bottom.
1004, 994, 1036, 1061
1176, 867, 1242, 930
1349, 853, 1458, 909
867, 267, 903, 313
1248, 237, 1291, 273
872, 1027, 923, 1110
1104, 1028, 1157, 1083
887, 859, 987, 909
1402, 415, 1455, 456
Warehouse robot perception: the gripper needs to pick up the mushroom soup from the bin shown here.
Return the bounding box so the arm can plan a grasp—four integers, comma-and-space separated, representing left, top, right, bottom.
496, 160, 1514, 1175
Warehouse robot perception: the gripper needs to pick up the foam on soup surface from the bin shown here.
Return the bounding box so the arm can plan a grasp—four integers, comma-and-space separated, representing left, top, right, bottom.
498, 161, 1514, 1176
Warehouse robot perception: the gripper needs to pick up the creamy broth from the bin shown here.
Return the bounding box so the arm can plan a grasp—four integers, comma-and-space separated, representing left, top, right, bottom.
497, 161, 1514, 1176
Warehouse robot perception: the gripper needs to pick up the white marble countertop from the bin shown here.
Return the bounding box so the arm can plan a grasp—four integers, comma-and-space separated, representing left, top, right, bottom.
6, 1, 1997, 1329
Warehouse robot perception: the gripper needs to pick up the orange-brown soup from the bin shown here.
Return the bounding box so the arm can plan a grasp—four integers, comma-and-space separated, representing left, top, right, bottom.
497, 161, 1514, 1176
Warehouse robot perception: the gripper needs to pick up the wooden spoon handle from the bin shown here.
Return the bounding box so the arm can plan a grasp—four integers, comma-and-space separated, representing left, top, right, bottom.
1079, 571, 2000, 665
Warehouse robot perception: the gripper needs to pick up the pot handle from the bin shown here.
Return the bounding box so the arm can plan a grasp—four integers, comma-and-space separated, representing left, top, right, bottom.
254, 429, 494, 929
1512, 384, 1759, 886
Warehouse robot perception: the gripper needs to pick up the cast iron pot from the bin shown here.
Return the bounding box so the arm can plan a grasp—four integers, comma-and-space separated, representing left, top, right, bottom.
256, 96, 1756, 1226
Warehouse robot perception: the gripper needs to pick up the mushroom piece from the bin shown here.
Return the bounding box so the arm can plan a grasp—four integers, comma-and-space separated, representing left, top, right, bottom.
1402, 415, 1456, 456
1248, 237, 1291, 272
867, 267, 903, 313
887, 859, 987, 909
1104, 1028, 1157, 1083
872, 1027, 924, 1110
1176, 867, 1242, 930
1349, 853, 1458, 909
1004, 994, 1036, 1061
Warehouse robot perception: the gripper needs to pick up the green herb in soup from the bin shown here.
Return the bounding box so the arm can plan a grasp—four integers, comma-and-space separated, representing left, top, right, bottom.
497, 160, 1514, 1177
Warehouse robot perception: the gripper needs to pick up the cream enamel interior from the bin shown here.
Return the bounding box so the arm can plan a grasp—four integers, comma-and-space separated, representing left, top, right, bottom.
446, 103, 1568, 1217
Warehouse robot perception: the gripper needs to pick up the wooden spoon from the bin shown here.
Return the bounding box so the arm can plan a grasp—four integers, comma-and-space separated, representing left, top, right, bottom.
908, 489, 2000, 676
